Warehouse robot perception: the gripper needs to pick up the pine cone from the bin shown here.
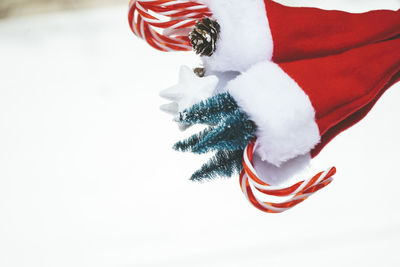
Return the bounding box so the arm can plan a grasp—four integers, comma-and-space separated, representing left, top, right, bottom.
189, 17, 220, 57
193, 67, 205, 77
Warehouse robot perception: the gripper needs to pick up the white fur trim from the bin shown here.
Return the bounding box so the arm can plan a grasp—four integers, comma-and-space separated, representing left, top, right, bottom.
253, 153, 311, 185
200, 0, 273, 72
228, 61, 320, 167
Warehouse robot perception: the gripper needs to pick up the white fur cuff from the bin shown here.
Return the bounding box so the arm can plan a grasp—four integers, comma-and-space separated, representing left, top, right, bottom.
200, 0, 273, 72
228, 61, 320, 167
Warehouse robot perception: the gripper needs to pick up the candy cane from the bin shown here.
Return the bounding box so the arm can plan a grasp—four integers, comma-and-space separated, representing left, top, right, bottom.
128, 0, 212, 52
240, 140, 336, 213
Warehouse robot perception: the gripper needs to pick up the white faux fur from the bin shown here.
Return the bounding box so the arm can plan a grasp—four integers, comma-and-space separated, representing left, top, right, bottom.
253, 151, 312, 185
200, 0, 273, 72
228, 61, 320, 167
206, 70, 240, 94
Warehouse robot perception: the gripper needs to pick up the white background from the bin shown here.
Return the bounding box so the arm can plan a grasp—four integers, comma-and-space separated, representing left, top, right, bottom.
0, 0, 399, 266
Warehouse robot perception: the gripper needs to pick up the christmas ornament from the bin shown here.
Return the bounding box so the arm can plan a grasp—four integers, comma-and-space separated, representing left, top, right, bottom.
159, 65, 218, 115
193, 67, 206, 78
129, 0, 400, 213
160, 65, 218, 130
189, 17, 220, 57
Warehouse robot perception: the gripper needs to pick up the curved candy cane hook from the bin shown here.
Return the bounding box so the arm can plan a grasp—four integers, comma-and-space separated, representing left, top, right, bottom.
240, 140, 336, 213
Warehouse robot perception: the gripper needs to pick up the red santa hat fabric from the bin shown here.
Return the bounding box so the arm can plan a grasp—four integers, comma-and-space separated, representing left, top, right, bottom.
201, 0, 400, 71
281, 38, 400, 158
200, 0, 400, 183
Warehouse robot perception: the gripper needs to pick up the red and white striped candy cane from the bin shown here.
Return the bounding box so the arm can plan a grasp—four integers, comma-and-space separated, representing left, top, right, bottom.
128, 0, 212, 52
240, 140, 336, 213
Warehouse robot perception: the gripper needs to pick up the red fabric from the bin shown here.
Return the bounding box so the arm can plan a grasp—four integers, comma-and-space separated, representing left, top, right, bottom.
279, 37, 400, 158
263, 1, 400, 158
264, 0, 400, 63
311, 70, 400, 158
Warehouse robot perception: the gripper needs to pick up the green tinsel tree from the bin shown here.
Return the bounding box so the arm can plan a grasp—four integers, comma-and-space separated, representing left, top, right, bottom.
174, 92, 257, 181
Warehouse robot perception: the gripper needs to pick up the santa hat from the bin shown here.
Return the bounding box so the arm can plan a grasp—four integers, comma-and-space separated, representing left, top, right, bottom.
201, 0, 400, 71
199, 0, 400, 183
